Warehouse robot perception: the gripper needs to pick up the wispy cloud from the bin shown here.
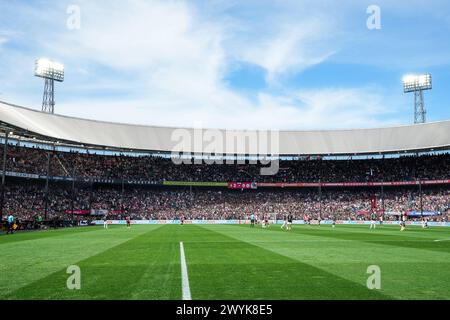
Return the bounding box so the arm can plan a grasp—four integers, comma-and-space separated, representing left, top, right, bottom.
234, 17, 337, 83
0, 35, 7, 46
56, 85, 403, 130
0, 0, 448, 129
0, 30, 18, 48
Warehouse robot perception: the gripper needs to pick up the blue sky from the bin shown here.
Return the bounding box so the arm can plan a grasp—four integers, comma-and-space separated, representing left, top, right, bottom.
0, 0, 449, 129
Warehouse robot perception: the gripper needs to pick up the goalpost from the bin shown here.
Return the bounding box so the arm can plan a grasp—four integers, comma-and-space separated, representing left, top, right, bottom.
268, 212, 278, 225
260, 213, 277, 228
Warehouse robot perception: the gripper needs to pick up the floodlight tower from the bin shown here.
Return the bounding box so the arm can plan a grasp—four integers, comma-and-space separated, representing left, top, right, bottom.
402, 74, 432, 124
35, 59, 64, 114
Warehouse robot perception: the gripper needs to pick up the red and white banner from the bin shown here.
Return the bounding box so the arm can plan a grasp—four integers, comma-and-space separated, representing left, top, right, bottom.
65, 210, 90, 215
109, 210, 124, 215
258, 180, 450, 188
228, 182, 257, 189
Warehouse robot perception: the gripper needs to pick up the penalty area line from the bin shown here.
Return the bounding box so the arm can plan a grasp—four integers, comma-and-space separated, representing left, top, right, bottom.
180, 241, 192, 300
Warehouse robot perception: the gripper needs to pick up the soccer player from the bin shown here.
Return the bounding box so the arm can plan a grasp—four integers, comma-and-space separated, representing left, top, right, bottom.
370, 211, 377, 229
103, 217, 108, 229
421, 217, 428, 229
287, 213, 293, 231
126, 216, 131, 229
400, 214, 406, 231
180, 215, 185, 225
281, 214, 288, 230
265, 215, 269, 228
250, 213, 255, 228
6, 214, 14, 235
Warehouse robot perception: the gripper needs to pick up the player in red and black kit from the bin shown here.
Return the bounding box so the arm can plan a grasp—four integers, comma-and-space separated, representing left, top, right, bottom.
287, 213, 293, 230
304, 214, 311, 225
126, 216, 131, 229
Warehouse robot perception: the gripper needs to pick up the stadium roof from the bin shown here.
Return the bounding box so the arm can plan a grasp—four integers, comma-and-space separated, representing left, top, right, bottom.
0, 100, 449, 156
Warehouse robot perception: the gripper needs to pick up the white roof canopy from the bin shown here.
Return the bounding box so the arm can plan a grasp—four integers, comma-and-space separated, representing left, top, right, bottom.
0, 101, 449, 155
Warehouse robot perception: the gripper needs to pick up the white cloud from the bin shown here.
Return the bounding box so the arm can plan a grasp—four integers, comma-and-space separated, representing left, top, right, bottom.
234, 18, 336, 83
0, 0, 410, 130
56, 86, 401, 130
0, 30, 18, 48
294, 87, 402, 129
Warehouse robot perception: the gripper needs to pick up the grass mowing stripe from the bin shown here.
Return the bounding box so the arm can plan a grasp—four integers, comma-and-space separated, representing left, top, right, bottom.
243, 224, 450, 255
0, 226, 103, 245
323, 225, 450, 255
127, 226, 181, 300
186, 225, 390, 299
0, 225, 161, 299
4, 225, 181, 300
209, 224, 449, 299
3, 224, 448, 300
179, 241, 192, 300
324, 224, 450, 243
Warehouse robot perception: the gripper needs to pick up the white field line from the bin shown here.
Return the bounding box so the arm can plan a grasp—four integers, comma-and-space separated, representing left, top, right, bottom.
434, 238, 450, 242
180, 241, 192, 300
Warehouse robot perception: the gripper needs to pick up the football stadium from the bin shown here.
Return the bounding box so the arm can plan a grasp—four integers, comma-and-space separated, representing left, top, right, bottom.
0, 0, 449, 311
1, 102, 449, 301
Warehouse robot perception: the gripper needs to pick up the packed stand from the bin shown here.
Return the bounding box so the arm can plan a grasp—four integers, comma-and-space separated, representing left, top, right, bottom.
0, 143, 449, 183
2, 182, 448, 223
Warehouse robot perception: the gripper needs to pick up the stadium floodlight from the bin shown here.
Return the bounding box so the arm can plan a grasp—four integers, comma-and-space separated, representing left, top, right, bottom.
35, 59, 64, 82
34, 58, 65, 114
402, 74, 432, 124
403, 74, 431, 93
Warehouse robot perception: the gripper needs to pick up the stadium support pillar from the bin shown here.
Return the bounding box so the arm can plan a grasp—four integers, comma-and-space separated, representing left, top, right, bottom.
89, 180, 93, 213
319, 158, 323, 220
121, 177, 125, 214
71, 165, 76, 222
44, 149, 51, 221
381, 184, 385, 220
318, 182, 322, 218
44, 144, 55, 221
120, 156, 125, 215
1, 131, 9, 217
419, 180, 423, 216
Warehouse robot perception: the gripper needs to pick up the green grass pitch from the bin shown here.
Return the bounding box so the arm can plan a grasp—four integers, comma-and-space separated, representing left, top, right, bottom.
1, 224, 449, 300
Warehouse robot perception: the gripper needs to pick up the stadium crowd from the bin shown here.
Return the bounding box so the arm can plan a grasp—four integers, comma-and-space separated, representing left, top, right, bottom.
1, 143, 449, 183
1, 143, 448, 230
1, 183, 448, 223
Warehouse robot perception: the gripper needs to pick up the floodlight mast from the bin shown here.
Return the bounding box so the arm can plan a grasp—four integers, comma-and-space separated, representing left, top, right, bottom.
414, 90, 425, 124
35, 59, 64, 114
42, 78, 55, 114
402, 74, 432, 124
